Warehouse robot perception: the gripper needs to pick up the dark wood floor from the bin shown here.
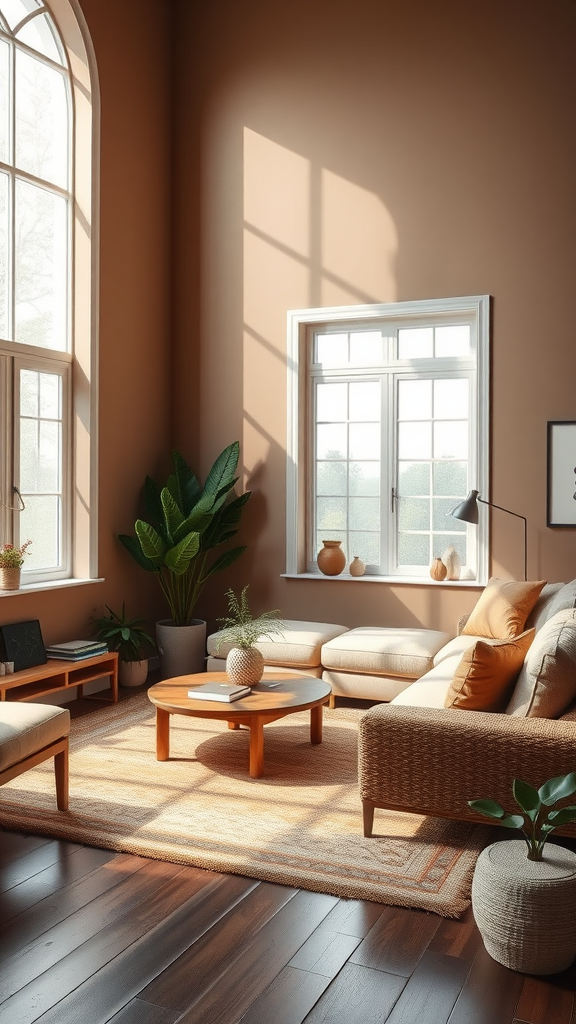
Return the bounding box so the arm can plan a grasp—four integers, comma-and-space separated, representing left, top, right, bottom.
1, 692, 575, 1024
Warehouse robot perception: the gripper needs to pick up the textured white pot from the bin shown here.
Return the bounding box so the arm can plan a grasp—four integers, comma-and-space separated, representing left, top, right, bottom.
156, 619, 207, 679
119, 659, 149, 688
226, 647, 264, 687
472, 840, 576, 974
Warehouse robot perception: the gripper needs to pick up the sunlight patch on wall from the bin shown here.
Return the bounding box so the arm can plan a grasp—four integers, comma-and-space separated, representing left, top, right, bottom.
244, 128, 310, 258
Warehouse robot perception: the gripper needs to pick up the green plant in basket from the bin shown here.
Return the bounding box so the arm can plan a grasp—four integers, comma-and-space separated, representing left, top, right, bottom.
468, 772, 576, 861
92, 604, 156, 663
214, 585, 287, 652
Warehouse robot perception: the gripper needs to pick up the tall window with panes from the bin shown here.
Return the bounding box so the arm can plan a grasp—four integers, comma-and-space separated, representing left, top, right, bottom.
286, 297, 490, 583
0, 0, 72, 583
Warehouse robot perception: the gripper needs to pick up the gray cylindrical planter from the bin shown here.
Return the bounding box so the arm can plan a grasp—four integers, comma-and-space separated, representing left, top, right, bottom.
472, 840, 576, 975
156, 619, 207, 679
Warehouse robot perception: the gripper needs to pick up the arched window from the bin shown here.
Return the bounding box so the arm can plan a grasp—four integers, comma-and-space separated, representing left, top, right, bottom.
0, 0, 98, 588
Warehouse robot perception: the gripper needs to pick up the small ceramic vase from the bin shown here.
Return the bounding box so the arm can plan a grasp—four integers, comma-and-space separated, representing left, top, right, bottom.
442, 545, 461, 581
317, 540, 346, 576
430, 557, 447, 581
349, 556, 366, 577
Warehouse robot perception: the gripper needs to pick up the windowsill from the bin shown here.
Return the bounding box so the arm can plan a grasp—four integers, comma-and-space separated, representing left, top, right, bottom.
281, 572, 484, 588
0, 577, 105, 596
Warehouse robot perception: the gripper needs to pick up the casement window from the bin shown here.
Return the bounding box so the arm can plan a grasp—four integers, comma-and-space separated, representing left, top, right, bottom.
286, 296, 490, 584
0, 0, 97, 587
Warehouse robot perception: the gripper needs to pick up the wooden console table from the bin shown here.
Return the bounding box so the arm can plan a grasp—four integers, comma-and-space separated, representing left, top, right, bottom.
0, 651, 119, 704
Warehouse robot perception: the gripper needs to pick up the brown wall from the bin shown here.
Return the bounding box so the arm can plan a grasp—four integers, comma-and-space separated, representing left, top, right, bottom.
173, 0, 576, 634
0, 0, 174, 643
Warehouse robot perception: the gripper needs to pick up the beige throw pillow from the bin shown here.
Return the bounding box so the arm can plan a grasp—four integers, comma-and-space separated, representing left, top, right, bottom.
462, 577, 546, 640
445, 629, 535, 712
506, 609, 576, 718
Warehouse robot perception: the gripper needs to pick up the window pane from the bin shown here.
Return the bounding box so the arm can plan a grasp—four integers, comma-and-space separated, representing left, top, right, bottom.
398, 379, 432, 420
398, 532, 429, 566
349, 422, 380, 460
349, 531, 380, 564
349, 462, 380, 496
349, 381, 379, 421
398, 421, 431, 459
433, 460, 467, 496
317, 423, 347, 459
317, 382, 347, 421
398, 497, 430, 531
317, 496, 347, 531
0, 39, 9, 164
398, 461, 430, 496
315, 332, 348, 366
15, 178, 68, 349
15, 49, 69, 188
435, 324, 470, 356
16, 13, 65, 64
317, 460, 347, 496
0, 0, 41, 30
433, 378, 468, 418
433, 497, 466, 531
434, 421, 468, 459
20, 367, 38, 415
349, 331, 384, 365
0, 171, 8, 338
398, 327, 433, 359
20, 494, 60, 569
440, 533, 466, 567
349, 496, 380, 531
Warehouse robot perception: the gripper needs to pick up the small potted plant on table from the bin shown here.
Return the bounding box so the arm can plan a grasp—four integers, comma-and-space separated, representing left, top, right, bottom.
92, 604, 156, 687
214, 585, 287, 687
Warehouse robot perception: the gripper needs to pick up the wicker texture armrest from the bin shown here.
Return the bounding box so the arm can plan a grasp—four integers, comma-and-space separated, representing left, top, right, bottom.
358, 704, 576, 836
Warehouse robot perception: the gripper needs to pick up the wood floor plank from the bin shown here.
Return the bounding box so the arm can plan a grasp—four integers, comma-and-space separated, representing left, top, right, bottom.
0, 829, 50, 865
427, 905, 484, 964
176, 889, 338, 1024
0, 837, 83, 892
140, 880, 297, 1010
106, 999, 180, 1024
303, 963, 406, 1024
30, 873, 258, 1024
513, 975, 574, 1024
0, 877, 54, 926
316, 897, 386, 938
0, 861, 217, 1024
288, 927, 362, 977
383, 950, 470, 1024
349, 904, 441, 976
0, 851, 149, 954
238, 965, 331, 1024
447, 945, 524, 1024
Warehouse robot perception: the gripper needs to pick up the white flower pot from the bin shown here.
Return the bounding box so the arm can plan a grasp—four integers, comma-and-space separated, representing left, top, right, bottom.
472, 840, 576, 974
226, 647, 264, 687
156, 619, 207, 679
119, 659, 149, 688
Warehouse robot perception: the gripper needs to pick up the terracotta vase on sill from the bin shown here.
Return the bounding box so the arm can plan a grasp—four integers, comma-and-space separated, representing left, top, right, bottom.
317, 540, 346, 576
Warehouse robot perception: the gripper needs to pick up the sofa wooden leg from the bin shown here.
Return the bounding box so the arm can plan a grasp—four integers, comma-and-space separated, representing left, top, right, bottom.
362, 800, 375, 837
55, 741, 69, 811
328, 694, 336, 709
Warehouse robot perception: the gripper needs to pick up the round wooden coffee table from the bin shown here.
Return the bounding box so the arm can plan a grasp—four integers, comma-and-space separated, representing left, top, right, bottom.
147, 671, 331, 778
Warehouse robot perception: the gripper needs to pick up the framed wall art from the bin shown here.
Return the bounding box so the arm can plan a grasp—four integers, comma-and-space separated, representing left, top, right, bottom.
547, 421, 576, 527
0, 619, 47, 672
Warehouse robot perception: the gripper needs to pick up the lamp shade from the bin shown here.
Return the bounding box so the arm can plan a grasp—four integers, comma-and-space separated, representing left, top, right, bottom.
449, 489, 480, 524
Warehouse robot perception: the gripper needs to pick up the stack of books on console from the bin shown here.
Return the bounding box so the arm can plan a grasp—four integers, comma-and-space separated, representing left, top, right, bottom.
187, 681, 251, 703
46, 639, 109, 661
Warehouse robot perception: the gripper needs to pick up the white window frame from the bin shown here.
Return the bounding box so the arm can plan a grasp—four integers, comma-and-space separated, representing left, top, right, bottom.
0, 0, 99, 589
286, 296, 490, 585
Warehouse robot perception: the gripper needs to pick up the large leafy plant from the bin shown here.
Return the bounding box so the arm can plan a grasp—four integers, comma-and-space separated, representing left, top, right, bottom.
468, 772, 576, 861
118, 443, 250, 626
214, 585, 287, 651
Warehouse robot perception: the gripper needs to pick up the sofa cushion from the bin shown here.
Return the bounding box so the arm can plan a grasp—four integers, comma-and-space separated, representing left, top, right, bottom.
444, 629, 534, 712
206, 620, 349, 668
0, 703, 70, 773
433, 634, 487, 665
462, 577, 546, 640
321, 669, 413, 702
320, 626, 453, 679
539, 580, 576, 622
390, 653, 464, 708
206, 656, 323, 678
506, 609, 576, 719
525, 582, 565, 632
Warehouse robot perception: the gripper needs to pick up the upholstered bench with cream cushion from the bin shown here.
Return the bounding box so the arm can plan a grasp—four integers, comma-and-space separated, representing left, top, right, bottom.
206, 620, 350, 678
0, 702, 70, 810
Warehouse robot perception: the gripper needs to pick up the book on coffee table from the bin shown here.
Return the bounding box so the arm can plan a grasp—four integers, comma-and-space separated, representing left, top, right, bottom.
187, 682, 251, 702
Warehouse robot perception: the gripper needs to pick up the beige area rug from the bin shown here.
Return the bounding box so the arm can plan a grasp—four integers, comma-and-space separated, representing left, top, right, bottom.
0, 693, 488, 917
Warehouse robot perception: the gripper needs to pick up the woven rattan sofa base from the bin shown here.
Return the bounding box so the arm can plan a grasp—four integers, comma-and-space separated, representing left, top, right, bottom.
358, 703, 576, 839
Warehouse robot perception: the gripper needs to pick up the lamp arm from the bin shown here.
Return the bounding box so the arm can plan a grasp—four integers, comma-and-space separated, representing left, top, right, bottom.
477, 497, 527, 580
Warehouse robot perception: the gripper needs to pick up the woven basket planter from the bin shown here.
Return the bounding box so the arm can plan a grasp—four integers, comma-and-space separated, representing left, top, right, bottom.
0, 567, 21, 591
472, 840, 576, 974
226, 647, 264, 688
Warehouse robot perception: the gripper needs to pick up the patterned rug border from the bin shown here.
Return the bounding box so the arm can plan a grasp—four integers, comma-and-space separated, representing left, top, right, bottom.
0, 694, 490, 917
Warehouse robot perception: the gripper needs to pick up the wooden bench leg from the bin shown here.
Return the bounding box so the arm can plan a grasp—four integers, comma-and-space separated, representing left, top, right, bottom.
362, 799, 375, 837
55, 739, 69, 811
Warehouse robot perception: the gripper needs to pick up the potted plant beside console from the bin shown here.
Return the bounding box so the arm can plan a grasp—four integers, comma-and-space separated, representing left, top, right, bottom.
214, 585, 287, 687
92, 604, 156, 687
118, 442, 251, 678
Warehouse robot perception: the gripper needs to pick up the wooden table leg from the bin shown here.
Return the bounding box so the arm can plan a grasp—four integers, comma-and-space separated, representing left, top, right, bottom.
310, 703, 323, 744
248, 717, 265, 778
228, 721, 240, 730
156, 707, 170, 760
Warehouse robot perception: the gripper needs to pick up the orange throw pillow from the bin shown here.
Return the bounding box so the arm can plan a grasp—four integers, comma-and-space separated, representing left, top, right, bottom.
445, 629, 535, 712
462, 577, 546, 640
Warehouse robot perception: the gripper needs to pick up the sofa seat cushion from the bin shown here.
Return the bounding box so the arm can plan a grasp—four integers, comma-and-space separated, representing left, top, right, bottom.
206, 656, 323, 678
389, 654, 463, 708
0, 703, 70, 773
444, 629, 535, 712
462, 577, 546, 640
506, 609, 576, 718
206, 620, 349, 669
322, 670, 413, 702
433, 634, 487, 665
321, 626, 453, 679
